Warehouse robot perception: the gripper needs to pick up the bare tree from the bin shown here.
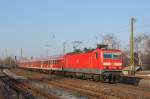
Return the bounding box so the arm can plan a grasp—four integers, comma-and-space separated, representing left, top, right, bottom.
134, 34, 150, 70
3, 57, 16, 67
102, 34, 121, 49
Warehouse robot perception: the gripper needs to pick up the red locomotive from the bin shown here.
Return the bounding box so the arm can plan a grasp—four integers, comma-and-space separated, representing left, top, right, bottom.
19, 45, 123, 82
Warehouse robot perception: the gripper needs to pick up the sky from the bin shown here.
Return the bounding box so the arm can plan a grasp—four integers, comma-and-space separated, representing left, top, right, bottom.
0, 0, 150, 58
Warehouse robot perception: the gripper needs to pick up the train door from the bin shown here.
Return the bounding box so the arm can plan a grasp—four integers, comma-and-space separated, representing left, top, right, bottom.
92, 50, 101, 70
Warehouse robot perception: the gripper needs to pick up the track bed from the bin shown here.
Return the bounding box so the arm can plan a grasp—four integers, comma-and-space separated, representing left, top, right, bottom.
7, 68, 150, 99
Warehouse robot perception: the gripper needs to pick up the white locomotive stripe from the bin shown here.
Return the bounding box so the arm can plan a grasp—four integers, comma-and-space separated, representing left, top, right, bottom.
113, 63, 122, 66
103, 62, 111, 66
103, 62, 122, 66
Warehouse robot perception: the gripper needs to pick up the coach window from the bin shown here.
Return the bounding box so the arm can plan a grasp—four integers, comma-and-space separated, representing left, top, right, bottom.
51, 60, 53, 65
52, 60, 54, 65
49, 60, 50, 65
48, 61, 49, 65
56, 60, 58, 65
44, 61, 47, 64
53, 60, 55, 65
50, 60, 52, 65
57, 60, 59, 65
55, 60, 57, 65
54, 60, 56, 65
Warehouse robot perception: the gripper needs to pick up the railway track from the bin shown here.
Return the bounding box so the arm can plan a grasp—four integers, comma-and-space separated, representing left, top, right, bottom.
0, 80, 9, 99
0, 69, 12, 99
0, 69, 59, 99
1, 76, 36, 99
40, 79, 119, 99
10, 68, 150, 99
40, 78, 150, 99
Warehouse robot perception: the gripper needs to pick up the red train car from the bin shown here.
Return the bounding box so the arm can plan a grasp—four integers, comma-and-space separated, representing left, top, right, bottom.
42, 56, 64, 71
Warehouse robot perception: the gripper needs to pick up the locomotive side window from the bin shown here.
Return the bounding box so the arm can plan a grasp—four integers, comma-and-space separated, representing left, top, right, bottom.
103, 53, 112, 59
95, 52, 99, 59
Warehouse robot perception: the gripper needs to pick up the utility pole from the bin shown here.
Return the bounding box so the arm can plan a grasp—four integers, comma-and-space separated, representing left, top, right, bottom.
5, 48, 8, 58
21, 48, 23, 59
130, 17, 136, 75
63, 42, 66, 55
44, 44, 51, 57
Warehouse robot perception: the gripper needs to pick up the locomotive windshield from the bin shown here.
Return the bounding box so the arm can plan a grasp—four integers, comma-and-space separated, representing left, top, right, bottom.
113, 53, 121, 59
103, 53, 112, 59
103, 52, 121, 59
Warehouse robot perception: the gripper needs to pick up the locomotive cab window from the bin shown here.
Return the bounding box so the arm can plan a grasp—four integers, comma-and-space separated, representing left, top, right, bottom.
113, 53, 121, 59
103, 53, 112, 59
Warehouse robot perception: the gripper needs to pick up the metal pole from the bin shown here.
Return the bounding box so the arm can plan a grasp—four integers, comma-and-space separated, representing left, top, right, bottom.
5, 48, 7, 58
9, 57, 11, 67
130, 17, 135, 75
63, 42, 66, 55
44, 44, 51, 57
21, 48, 23, 59
46, 48, 48, 57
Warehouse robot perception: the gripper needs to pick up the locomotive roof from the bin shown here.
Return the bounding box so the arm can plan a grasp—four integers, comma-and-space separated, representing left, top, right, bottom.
66, 48, 121, 55
66, 49, 95, 55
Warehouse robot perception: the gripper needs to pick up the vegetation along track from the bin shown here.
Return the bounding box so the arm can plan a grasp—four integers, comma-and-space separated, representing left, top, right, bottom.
10, 68, 150, 99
